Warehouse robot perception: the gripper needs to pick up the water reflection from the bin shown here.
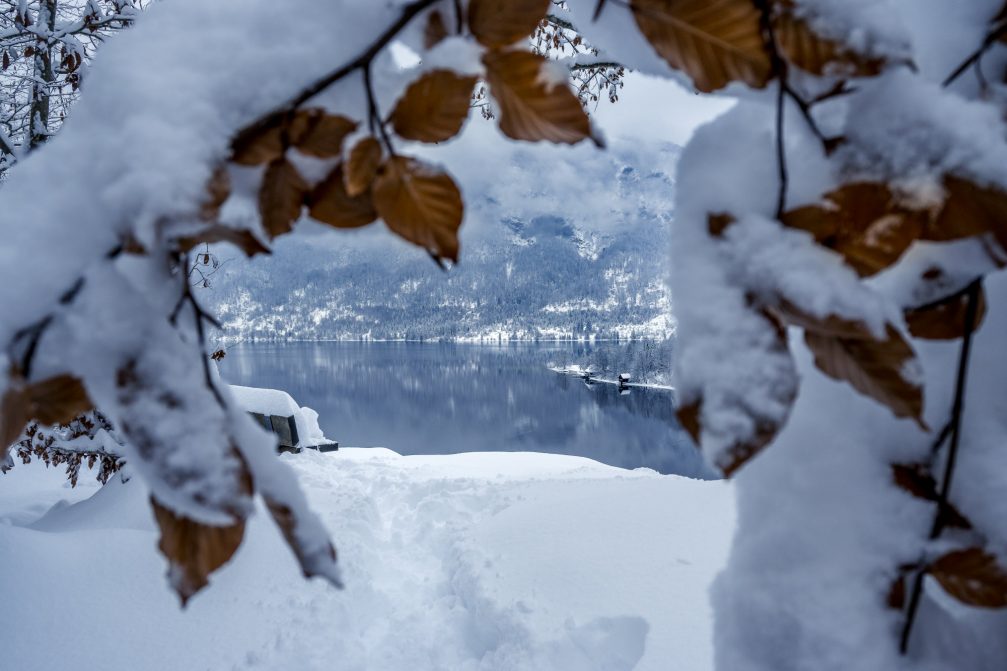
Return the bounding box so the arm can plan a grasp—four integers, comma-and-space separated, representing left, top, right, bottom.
218, 342, 714, 479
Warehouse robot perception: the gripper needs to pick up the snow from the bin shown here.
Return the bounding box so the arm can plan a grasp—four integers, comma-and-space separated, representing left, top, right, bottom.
230, 384, 327, 446
0, 449, 734, 671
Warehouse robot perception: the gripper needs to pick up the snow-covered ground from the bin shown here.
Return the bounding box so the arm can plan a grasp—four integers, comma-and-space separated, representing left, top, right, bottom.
0, 448, 732, 671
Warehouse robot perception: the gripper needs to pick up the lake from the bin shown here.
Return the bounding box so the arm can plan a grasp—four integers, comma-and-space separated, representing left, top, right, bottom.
217, 341, 714, 479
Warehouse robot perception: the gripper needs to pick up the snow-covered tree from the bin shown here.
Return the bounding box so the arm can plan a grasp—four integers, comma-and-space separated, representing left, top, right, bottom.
0, 0, 143, 170
0, 1, 1004, 667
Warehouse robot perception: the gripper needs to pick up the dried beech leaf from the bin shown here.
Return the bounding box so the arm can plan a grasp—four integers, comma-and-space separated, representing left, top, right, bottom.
930, 176, 1007, 251
770, 300, 874, 339
264, 496, 340, 584
344, 137, 383, 197
230, 120, 285, 166
483, 49, 594, 145
177, 224, 270, 257
781, 183, 923, 277
630, 0, 771, 93
707, 213, 735, 237
28, 375, 92, 426
372, 156, 463, 262
680, 310, 796, 477
886, 574, 906, 609
905, 287, 987, 340
891, 463, 972, 529
258, 159, 308, 239
390, 70, 477, 143
151, 497, 245, 606
675, 397, 701, 443
804, 324, 924, 427
199, 165, 231, 222
289, 109, 358, 159
774, 9, 886, 77
892, 463, 939, 501
308, 166, 377, 229
0, 383, 30, 458
468, 0, 550, 48
424, 9, 449, 49
931, 548, 1007, 608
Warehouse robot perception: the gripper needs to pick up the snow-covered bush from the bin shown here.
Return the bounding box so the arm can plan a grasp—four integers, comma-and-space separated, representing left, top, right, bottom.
0, 0, 1005, 666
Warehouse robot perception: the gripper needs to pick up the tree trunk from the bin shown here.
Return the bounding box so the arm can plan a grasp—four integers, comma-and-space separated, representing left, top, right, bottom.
29, 0, 57, 150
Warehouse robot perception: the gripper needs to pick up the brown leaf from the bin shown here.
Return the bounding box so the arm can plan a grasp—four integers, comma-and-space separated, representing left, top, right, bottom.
891, 463, 972, 529
905, 286, 987, 340
288, 109, 358, 159
344, 137, 383, 197
424, 9, 449, 49
483, 49, 594, 145
781, 183, 924, 277
177, 224, 270, 257
675, 397, 701, 443
390, 70, 477, 143
886, 573, 906, 609
770, 300, 874, 339
199, 165, 231, 222
707, 213, 735, 237
774, 7, 887, 77
230, 119, 285, 166
468, 0, 550, 48
258, 159, 308, 238
630, 0, 771, 93
372, 156, 463, 262
929, 176, 1007, 251
308, 166, 377, 229
28, 375, 92, 426
678, 309, 797, 477
151, 497, 246, 606
931, 548, 1007, 608
804, 324, 924, 427
0, 383, 30, 459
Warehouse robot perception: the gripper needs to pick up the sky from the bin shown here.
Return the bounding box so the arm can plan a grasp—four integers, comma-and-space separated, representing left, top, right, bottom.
590, 72, 733, 146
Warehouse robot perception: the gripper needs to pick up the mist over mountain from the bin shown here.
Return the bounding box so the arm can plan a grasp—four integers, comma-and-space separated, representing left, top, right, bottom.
206, 129, 680, 342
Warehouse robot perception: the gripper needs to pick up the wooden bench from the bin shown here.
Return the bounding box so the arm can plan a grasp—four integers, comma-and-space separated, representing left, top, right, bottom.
248, 412, 339, 454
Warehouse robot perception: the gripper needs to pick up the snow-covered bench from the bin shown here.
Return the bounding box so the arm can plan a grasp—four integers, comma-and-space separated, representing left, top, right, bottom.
229, 385, 338, 454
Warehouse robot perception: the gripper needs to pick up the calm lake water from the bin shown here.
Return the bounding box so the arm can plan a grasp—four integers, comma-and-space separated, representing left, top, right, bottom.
218, 342, 714, 479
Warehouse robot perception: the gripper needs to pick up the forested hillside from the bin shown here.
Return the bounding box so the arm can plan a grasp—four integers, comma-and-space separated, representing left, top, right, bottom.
206, 135, 679, 341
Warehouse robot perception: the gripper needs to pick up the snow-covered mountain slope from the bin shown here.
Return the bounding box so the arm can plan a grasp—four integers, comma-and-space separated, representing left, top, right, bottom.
205, 132, 680, 341
0, 449, 733, 671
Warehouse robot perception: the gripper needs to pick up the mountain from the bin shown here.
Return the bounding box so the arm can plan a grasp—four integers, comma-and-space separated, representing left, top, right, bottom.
205, 129, 680, 342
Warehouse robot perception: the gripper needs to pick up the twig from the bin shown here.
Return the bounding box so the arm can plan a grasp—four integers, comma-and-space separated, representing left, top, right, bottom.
942, 22, 1007, 88
363, 62, 395, 155
230, 0, 438, 152
899, 279, 982, 654
592, 0, 608, 22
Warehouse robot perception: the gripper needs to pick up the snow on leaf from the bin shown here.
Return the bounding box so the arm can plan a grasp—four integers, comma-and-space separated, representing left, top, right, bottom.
390, 69, 477, 143
774, 4, 888, 78
781, 183, 925, 277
